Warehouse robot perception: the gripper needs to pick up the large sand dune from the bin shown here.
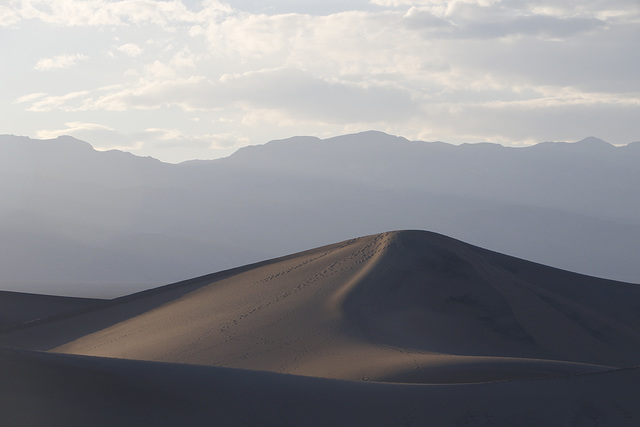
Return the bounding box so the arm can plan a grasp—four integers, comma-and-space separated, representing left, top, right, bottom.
2, 230, 640, 425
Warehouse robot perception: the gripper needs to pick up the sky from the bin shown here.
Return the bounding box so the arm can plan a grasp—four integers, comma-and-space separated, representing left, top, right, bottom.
1, 0, 639, 163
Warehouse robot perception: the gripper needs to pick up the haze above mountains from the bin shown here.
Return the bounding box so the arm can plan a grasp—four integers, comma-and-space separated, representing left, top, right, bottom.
1, 131, 639, 297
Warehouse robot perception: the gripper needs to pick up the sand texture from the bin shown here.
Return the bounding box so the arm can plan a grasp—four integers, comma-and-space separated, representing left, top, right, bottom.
2, 230, 640, 425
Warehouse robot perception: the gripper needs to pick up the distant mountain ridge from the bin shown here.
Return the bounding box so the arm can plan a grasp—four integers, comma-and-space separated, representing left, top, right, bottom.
1, 131, 639, 296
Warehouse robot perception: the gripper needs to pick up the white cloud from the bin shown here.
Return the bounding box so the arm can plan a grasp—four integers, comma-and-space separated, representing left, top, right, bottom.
0, 4, 21, 27
170, 47, 198, 68
26, 90, 91, 112
117, 43, 143, 57
135, 128, 249, 160
208, 132, 250, 149
36, 121, 115, 139
402, 6, 453, 28
144, 60, 176, 79
143, 128, 188, 141
34, 54, 88, 71
14, 92, 48, 104
35, 121, 139, 151
371, 0, 501, 10
143, 128, 248, 148
8, 0, 232, 27
424, 99, 640, 145
457, 15, 605, 39
214, 68, 418, 122
23, 67, 417, 123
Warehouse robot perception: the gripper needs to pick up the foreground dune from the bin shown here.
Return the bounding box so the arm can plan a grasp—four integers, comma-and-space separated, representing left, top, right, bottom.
2, 347, 640, 427
2, 230, 640, 425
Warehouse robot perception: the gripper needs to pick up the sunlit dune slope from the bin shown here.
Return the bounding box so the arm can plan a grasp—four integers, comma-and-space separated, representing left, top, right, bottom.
2, 230, 640, 383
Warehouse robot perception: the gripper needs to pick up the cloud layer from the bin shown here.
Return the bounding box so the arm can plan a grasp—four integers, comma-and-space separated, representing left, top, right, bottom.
3, 0, 639, 161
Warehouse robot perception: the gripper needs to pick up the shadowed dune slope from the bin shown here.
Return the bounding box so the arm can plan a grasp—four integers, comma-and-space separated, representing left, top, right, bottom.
2, 348, 640, 427
2, 231, 640, 383
0, 290, 103, 330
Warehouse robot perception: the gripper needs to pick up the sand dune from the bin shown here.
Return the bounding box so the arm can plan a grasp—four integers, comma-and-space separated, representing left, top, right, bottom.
3, 231, 639, 380
2, 230, 640, 425
0, 290, 103, 330
2, 348, 640, 427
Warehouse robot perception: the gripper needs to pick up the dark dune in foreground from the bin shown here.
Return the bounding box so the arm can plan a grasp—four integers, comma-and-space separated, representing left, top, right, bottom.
1, 230, 640, 425
3, 348, 640, 427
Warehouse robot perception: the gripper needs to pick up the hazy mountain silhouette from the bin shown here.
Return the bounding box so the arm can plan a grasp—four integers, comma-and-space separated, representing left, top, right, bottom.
1, 132, 639, 296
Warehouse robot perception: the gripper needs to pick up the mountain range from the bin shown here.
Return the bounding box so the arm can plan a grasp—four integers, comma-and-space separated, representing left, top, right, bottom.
1, 131, 639, 297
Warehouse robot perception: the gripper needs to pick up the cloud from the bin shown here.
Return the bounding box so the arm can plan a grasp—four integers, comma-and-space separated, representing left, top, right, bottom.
442, 22, 640, 93
36, 122, 138, 150
213, 68, 418, 123
208, 132, 250, 149
424, 98, 640, 145
117, 43, 143, 57
142, 128, 248, 149
527, 1, 640, 21
7, 0, 232, 27
25, 67, 417, 124
26, 90, 92, 112
36, 121, 115, 139
14, 92, 48, 104
402, 6, 453, 29
459, 15, 605, 39
88, 76, 206, 111
34, 54, 88, 71
0, 4, 21, 27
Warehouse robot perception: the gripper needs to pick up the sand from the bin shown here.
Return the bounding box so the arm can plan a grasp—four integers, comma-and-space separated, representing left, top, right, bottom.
2, 347, 640, 427
0, 290, 103, 331
1, 230, 640, 425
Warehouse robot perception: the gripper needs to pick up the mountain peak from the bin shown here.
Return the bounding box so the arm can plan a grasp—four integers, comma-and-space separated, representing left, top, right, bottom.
0, 134, 95, 161
574, 136, 612, 147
